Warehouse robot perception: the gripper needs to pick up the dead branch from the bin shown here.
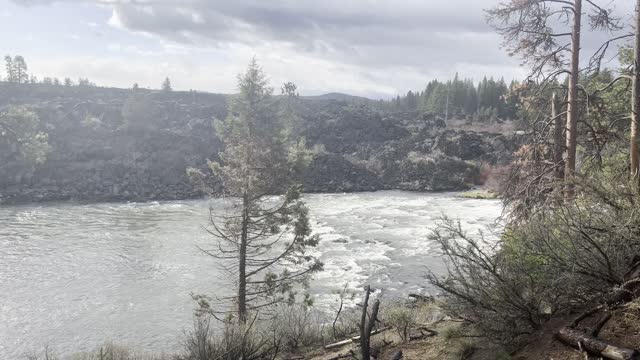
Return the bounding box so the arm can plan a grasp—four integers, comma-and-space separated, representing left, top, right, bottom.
591, 312, 612, 337
324, 327, 392, 350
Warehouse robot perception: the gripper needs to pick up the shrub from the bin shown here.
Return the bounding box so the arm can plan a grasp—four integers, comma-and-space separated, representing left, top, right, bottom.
270, 304, 327, 350
382, 305, 416, 343
440, 324, 464, 341
427, 217, 562, 345
428, 173, 640, 348
180, 315, 278, 360
71, 343, 168, 360
24, 346, 58, 360
447, 341, 476, 360
25, 343, 168, 360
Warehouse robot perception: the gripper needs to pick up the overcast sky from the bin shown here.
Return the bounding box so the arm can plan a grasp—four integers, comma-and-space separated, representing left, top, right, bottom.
0, 0, 634, 98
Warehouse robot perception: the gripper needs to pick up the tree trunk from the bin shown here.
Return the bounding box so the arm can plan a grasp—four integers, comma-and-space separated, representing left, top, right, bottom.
238, 192, 249, 324
556, 327, 639, 360
552, 92, 565, 180
631, 0, 640, 180
565, 0, 582, 196
360, 286, 371, 360
359, 286, 380, 360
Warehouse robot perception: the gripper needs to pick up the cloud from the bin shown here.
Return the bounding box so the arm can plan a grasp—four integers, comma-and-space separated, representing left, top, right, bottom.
101, 1, 503, 67
7, 0, 635, 97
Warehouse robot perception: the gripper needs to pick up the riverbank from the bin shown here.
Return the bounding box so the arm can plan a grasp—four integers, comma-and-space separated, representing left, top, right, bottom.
23, 297, 640, 360
297, 297, 640, 360
0, 186, 503, 206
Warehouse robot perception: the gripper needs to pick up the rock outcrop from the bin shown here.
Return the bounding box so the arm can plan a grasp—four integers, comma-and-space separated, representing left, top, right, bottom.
0, 82, 519, 204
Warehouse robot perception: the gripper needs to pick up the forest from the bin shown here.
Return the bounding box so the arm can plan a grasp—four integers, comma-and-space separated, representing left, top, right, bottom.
382, 76, 519, 123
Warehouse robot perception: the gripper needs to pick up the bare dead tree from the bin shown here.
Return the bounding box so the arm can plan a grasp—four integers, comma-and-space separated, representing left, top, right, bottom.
359, 286, 380, 360
565, 0, 583, 196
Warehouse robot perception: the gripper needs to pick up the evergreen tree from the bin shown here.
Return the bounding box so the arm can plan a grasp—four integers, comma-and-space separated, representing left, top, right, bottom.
161, 77, 172, 92
426, 82, 449, 115
405, 90, 418, 110
78, 78, 93, 87
12, 56, 28, 84
4, 55, 14, 82
187, 59, 322, 323
464, 83, 478, 115
451, 73, 466, 114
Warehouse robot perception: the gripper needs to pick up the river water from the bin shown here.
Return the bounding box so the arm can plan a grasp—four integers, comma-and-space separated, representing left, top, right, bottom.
0, 191, 502, 358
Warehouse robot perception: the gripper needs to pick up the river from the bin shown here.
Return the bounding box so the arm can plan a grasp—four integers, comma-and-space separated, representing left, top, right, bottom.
0, 191, 502, 358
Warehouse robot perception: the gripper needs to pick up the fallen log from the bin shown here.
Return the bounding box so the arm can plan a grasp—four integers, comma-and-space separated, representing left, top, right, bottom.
416, 326, 439, 336
324, 327, 392, 350
409, 327, 438, 341
556, 327, 640, 360
609, 277, 640, 305
569, 305, 604, 328
591, 312, 613, 337
324, 338, 353, 350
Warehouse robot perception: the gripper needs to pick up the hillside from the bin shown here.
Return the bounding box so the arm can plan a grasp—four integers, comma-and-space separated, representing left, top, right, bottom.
0, 82, 519, 204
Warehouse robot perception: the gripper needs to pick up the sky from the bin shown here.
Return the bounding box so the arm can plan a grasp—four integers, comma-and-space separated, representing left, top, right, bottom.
0, 0, 635, 99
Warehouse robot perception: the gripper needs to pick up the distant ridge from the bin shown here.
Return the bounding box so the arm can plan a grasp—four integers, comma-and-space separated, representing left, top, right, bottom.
301, 92, 373, 102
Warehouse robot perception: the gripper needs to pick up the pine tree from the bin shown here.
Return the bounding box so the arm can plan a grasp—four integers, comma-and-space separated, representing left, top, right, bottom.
4, 56, 14, 83
464, 83, 478, 115
13, 56, 28, 84
187, 59, 322, 323
161, 77, 172, 92
426, 82, 449, 115
405, 90, 418, 110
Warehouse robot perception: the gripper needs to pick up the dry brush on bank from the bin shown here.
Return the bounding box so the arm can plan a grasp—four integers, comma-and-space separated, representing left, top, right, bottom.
427, 172, 640, 357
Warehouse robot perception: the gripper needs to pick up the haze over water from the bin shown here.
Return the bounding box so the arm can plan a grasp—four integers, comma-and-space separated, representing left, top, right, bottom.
0, 191, 501, 358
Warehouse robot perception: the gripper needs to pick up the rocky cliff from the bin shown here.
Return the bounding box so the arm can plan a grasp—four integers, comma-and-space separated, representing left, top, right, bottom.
0, 83, 518, 204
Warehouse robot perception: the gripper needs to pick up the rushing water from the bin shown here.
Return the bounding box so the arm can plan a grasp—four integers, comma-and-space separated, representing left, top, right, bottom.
0, 191, 502, 358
